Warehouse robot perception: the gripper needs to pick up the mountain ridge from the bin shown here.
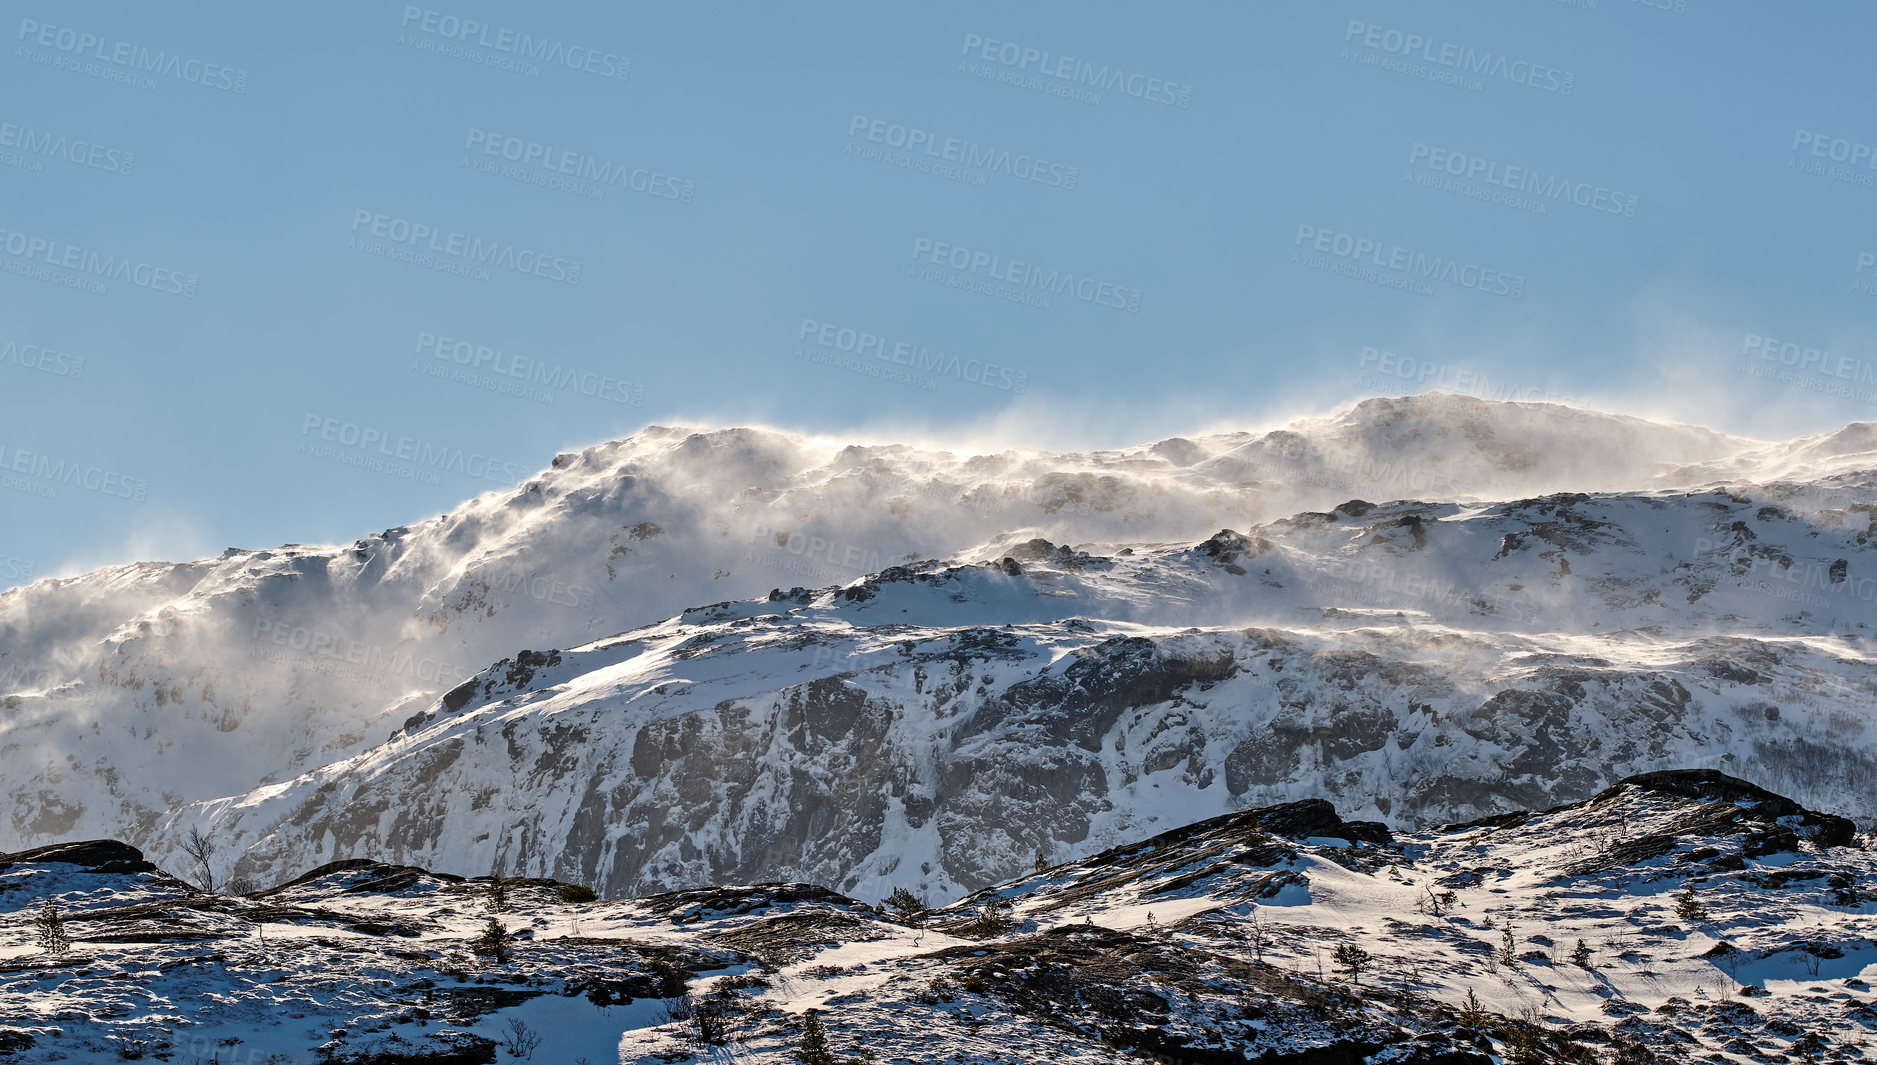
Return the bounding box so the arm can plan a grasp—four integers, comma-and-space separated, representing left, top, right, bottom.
143, 485, 1877, 903
3, 394, 1873, 908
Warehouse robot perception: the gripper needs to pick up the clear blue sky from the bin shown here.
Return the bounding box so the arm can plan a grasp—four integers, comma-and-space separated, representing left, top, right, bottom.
3, 1, 1875, 585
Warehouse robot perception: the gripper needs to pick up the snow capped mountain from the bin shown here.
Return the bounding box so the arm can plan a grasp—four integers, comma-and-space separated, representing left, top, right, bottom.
150, 484, 1877, 904
2, 395, 1873, 904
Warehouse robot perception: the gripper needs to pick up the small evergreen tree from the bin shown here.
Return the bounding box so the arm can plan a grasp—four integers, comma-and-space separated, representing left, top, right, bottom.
471, 917, 510, 964
965, 899, 1017, 938
649, 957, 691, 998
1333, 942, 1372, 985
1032, 851, 1049, 875
796, 1010, 836, 1065
1673, 883, 1708, 921
1572, 939, 1593, 968
884, 887, 925, 924
487, 864, 510, 913
1502, 1023, 1543, 1064
1499, 925, 1518, 966
35, 899, 69, 955
1458, 988, 1488, 1030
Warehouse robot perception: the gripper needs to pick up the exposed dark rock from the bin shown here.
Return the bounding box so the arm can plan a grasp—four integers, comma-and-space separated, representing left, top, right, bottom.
0, 839, 156, 876
442, 649, 563, 714
258, 858, 455, 897
1604, 769, 1858, 848
323, 1029, 498, 1064
636, 882, 864, 923
1004, 538, 1066, 562
972, 636, 1236, 755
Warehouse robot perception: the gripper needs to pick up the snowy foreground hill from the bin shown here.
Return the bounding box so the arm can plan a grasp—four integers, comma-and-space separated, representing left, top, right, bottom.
1, 771, 1871, 1063
1, 394, 1874, 900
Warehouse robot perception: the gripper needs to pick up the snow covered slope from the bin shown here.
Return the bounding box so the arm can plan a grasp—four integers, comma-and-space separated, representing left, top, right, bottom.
1, 771, 1870, 1063
2, 395, 1873, 897
150, 481, 1877, 903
